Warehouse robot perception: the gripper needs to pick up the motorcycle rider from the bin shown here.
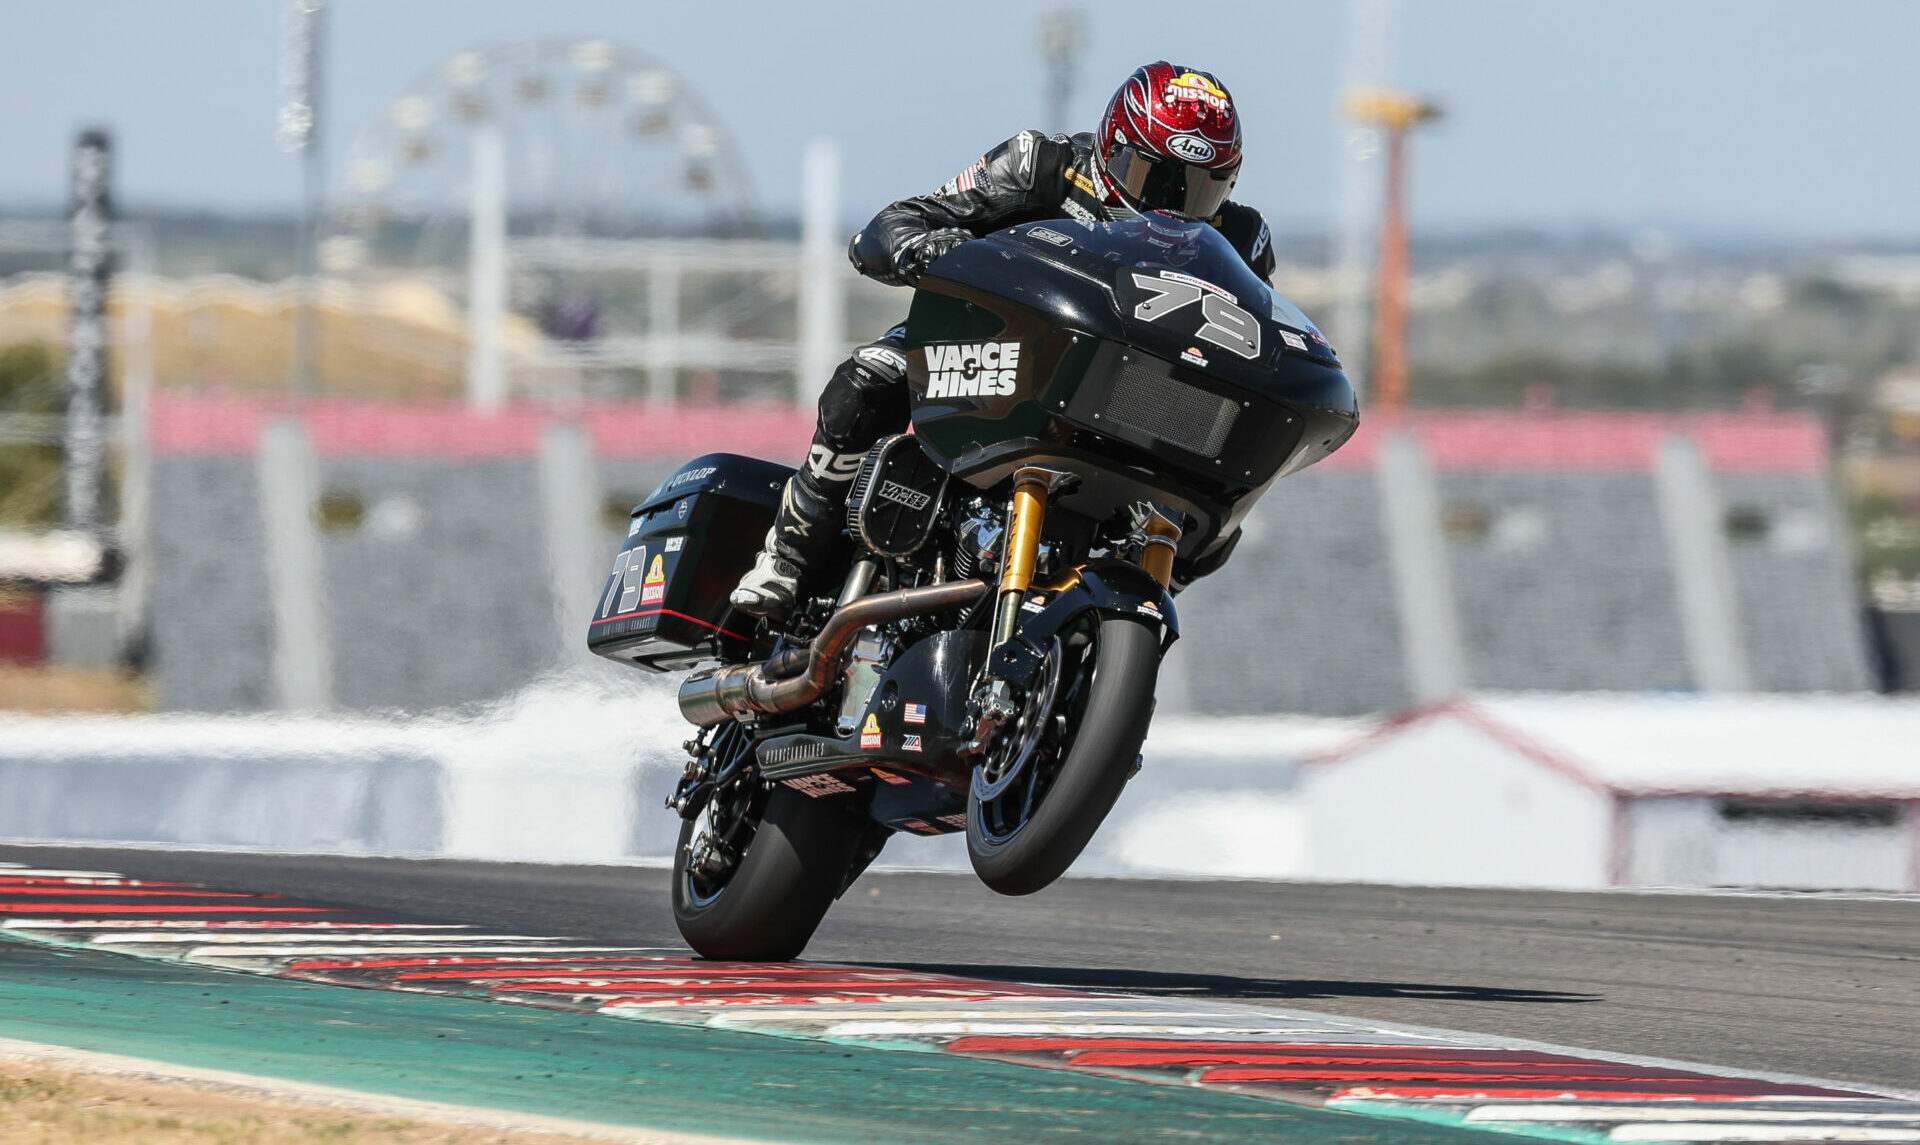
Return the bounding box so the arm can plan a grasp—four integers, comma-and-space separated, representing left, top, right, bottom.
732, 62, 1274, 618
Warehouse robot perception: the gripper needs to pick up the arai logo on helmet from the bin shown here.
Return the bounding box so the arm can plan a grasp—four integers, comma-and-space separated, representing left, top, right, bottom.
925, 342, 1021, 398
1166, 134, 1216, 163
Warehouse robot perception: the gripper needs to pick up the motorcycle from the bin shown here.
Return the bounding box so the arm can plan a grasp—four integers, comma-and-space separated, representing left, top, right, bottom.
589, 212, 1357, 960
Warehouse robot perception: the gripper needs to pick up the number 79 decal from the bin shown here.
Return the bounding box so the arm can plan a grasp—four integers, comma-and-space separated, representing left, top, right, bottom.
1129, 273, 1262, 360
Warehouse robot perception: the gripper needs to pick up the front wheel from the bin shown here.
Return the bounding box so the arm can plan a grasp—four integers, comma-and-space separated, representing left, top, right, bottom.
967, 615, 1160, 896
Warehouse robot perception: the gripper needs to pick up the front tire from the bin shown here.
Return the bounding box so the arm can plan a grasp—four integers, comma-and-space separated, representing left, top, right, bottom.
672, 784, 864, 961
967, 615, 1160, 896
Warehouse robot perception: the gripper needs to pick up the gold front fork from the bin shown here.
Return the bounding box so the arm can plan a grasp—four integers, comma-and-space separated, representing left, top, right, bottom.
1138, 506, 1182, 589
992, 467, 1065, 646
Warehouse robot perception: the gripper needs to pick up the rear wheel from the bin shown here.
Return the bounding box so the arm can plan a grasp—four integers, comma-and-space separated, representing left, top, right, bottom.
671, 728, 865, 961
966, 615, 1160, 895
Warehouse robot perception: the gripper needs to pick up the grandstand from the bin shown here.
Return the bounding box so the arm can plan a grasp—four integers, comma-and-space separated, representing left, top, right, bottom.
144, 396, 1870, 715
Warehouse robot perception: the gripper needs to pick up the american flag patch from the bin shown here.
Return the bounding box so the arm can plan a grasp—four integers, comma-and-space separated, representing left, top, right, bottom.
938, 156, 989, 197
903, 702, 927, 725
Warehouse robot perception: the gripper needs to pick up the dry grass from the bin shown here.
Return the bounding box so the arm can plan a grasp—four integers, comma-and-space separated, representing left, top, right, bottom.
0, 1059, 622, 1145
0, 665, 152, 713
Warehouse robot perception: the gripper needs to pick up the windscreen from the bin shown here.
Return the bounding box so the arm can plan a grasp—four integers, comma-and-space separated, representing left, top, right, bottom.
1074, 213, 1334, 356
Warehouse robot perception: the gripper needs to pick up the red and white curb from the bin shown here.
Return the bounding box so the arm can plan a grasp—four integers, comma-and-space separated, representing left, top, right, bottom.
4, 862, 1917, 1144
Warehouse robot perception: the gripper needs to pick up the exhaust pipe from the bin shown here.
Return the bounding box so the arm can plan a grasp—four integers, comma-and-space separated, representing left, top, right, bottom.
677, 578, 990, 727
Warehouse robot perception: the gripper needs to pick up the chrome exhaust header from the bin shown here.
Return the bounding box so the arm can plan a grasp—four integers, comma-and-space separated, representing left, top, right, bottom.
677, 579, 990, 727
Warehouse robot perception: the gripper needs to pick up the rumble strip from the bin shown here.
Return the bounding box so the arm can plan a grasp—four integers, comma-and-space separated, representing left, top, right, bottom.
5, 863, 1917, 1145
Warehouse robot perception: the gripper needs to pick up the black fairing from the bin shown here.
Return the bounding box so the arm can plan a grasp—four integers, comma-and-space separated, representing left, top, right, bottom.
903, 214, 1358, 556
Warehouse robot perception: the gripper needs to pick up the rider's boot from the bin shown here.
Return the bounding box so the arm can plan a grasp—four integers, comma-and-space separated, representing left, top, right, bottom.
733, 335, 910, 618
729, 460, 854, 618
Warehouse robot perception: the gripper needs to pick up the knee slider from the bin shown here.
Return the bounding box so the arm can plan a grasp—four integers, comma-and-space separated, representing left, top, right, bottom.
818, 349, 910, 453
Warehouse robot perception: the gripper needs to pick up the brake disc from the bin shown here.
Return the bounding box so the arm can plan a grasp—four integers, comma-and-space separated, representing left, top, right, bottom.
972, 638, 1063, 803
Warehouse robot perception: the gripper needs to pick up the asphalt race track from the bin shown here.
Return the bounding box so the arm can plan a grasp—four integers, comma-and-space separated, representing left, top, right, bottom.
0, 843, 1913, 1092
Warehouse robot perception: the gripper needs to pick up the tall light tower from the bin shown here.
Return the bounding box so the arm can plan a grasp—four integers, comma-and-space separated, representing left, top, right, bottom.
278, 0, 327, 395
1331, 0, 1400, 401
1346, 89, 1439, 415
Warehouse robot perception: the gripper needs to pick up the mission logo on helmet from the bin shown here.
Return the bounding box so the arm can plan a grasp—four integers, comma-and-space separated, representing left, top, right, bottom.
1165, 71, 1232, 113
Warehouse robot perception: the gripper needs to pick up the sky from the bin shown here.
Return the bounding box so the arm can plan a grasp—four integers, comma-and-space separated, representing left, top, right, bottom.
0, 0, 1915, 240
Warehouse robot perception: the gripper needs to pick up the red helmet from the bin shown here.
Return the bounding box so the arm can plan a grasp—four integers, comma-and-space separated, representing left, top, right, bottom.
1096, 62, 1243, 218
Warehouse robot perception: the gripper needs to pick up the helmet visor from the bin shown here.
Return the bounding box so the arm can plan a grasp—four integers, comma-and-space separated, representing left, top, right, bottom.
1106, 144, 1238, 218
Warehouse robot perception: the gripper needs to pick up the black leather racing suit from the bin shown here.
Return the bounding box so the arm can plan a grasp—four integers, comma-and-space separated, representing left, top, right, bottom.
778, 129, 1276, 582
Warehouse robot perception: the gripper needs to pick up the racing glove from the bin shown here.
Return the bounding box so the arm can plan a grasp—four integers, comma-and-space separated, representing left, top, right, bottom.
896, 228, 973, 285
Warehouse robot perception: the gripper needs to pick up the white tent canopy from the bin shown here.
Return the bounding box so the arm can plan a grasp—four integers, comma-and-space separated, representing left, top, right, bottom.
1342, 693, 1920, 799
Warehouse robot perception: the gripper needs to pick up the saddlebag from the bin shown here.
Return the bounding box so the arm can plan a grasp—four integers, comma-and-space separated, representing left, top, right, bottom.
587, 453, 789, 672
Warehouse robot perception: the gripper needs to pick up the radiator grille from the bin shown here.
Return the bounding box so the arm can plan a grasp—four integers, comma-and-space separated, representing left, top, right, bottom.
1101, 360, 1240, 457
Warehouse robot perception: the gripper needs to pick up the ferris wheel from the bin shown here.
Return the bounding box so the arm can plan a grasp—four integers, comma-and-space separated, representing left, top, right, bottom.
323, 37, 761, 276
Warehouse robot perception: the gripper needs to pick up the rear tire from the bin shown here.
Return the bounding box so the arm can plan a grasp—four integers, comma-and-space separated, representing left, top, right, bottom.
966, 616, 1160, 896
672, 785, 863, 961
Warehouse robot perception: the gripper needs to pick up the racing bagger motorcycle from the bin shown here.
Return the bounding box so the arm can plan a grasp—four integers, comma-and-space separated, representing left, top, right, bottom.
589, 213, 1357, 961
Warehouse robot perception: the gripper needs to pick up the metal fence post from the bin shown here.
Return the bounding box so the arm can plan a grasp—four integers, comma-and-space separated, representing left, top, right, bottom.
1376, 427, 1470, 702
257, 418, 333, 709
796, 136, 844, 407
538, 421, 602, 659
1653, 432, 1752, 692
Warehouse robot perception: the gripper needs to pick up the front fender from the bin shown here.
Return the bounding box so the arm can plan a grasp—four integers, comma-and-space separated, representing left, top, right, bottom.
988, 560, 1177, 686
1061, 561, 1179, 641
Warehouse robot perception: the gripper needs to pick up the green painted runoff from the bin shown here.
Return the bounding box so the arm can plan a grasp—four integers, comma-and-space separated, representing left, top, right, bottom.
0, 936, 1497, 1144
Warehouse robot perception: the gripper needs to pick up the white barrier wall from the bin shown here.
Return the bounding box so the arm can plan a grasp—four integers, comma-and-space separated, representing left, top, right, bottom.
0, 673, 684, 862
4, 687, 1915, 892
0, 675, 1355, 875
